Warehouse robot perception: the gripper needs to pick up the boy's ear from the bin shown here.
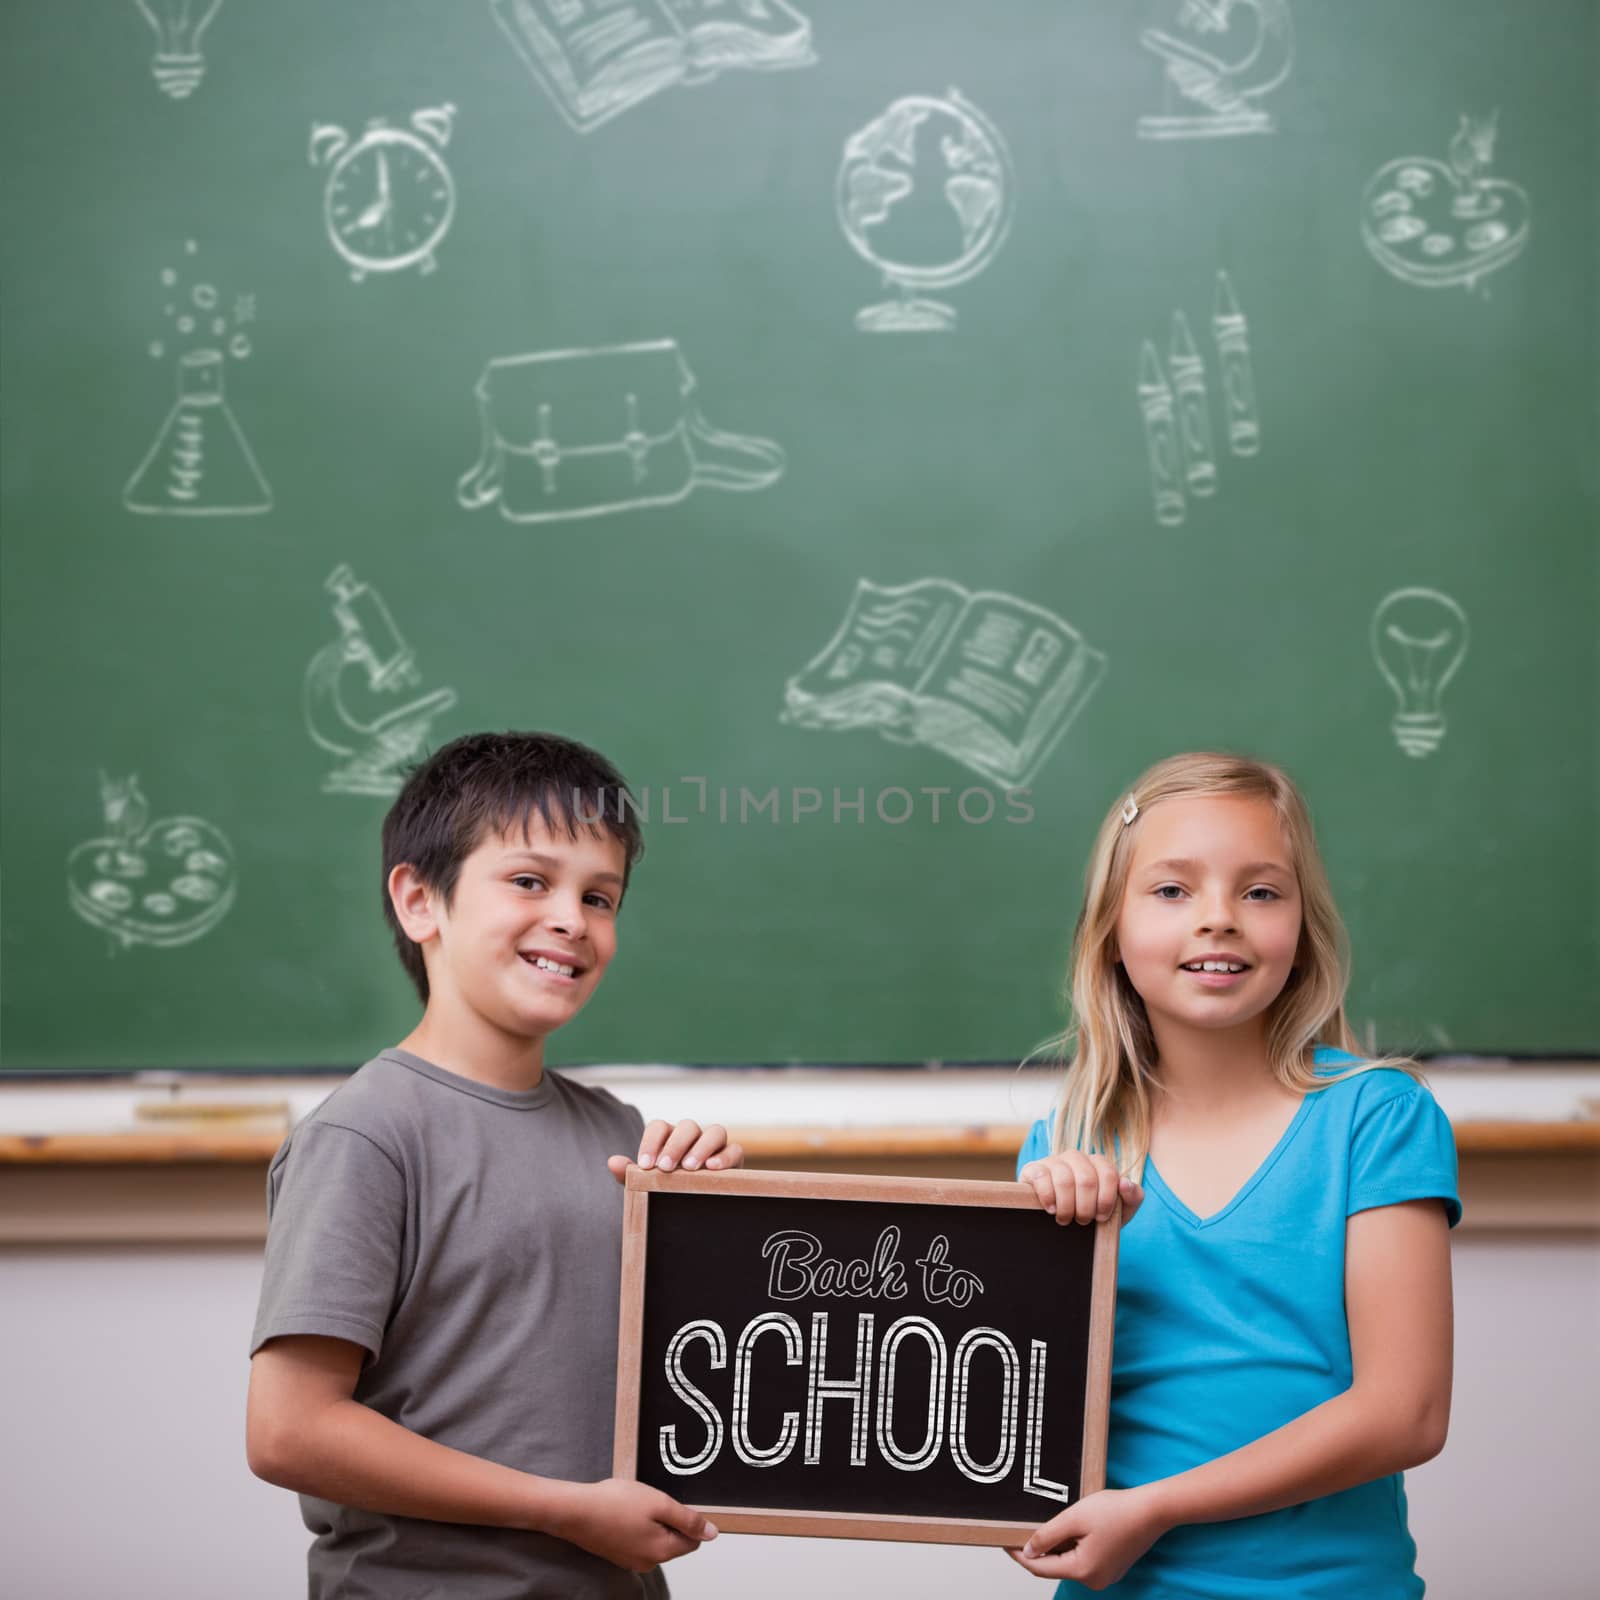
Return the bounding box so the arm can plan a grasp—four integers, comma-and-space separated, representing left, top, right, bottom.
388, 864, 440, 945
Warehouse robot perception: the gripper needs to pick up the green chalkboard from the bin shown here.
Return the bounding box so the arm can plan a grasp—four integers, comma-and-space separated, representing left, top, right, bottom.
1, 1, 1595, 1071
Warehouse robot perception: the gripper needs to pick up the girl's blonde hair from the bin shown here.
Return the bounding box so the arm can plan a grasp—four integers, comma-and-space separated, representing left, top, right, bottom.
1045, 752, 1416, 1174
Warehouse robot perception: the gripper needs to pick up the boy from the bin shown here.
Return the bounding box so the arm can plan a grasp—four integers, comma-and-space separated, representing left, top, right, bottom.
247, 731, 742, 1597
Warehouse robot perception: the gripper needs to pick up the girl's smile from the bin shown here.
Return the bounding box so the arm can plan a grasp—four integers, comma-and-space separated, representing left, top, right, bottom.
1179, 954, 1253, 989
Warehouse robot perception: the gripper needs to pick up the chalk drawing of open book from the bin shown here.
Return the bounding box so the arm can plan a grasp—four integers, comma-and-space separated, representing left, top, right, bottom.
490, 0, 816, 135
1137, 0, 1293, 141
783, 578, 1108, 789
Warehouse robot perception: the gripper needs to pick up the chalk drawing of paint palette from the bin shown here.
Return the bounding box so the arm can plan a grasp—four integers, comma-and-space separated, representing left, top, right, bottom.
68, 795, 236, 950
1361, 122, 1529, 292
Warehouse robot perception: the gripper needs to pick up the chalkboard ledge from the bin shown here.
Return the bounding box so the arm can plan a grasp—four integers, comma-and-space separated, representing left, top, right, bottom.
2, 1116, 1599, 1166
2, 1136, 1596, 1245
1, 1061, 1597, 1150
3, 1059, 1600, 1243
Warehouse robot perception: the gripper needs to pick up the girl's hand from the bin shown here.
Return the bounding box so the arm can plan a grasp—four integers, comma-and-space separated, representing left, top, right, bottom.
1006, 1486, 1167, 1589
1018, 1151, 1143, 1225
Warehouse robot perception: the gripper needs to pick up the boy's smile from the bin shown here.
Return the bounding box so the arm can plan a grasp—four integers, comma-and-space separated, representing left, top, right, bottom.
522, 949, 584, 983
396, 813, 627, 1081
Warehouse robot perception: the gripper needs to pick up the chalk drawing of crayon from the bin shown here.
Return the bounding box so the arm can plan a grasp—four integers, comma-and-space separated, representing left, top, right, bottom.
1138, 341, 1186, 527
1168, 311, 1217, 497
1211, 271, 1261, 457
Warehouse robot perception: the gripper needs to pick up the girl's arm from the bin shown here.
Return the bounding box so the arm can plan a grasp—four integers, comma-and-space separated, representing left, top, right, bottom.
1010, 1197, 1453, 1588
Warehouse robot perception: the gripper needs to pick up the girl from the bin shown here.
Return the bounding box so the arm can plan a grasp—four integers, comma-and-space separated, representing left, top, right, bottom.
1012, 753, 1457, 1597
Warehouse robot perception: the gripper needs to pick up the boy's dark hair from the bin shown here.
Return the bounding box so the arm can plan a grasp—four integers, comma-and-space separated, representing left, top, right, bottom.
381, 731, 644, 1003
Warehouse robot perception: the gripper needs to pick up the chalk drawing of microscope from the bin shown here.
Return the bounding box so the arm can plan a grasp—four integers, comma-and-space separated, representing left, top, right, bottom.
1137, 0, 1294, 141
303, 565, 458, 796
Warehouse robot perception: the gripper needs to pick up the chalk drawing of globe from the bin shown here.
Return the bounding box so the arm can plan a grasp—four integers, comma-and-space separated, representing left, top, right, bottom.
837, 88, 1014, 332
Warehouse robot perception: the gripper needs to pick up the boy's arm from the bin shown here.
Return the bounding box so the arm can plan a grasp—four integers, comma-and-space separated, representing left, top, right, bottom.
1010, 1199, 1453, 1587
247, 1334, 716, 1573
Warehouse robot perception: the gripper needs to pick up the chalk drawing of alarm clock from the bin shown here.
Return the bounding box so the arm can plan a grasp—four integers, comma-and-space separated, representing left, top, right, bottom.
310, 104, 457, 282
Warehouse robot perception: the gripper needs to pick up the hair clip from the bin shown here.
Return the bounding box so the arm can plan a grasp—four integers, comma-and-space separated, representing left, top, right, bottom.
1120, 796, 1139, 825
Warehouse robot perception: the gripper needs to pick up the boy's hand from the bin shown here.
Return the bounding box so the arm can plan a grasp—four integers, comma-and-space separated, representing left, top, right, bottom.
607, 1120, 745, 1183
1005, 1486, 1166, 1589
1018, 1151, 1142, 1225
555, 1477, 717, 1573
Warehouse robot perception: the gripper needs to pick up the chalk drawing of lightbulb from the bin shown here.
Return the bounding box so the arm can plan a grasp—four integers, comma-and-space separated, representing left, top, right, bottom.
1370, 588, 1470, 758
132, 0, 224, 100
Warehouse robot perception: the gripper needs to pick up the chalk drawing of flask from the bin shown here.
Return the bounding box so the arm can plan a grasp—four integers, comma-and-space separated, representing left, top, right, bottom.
124, 348, 273, 517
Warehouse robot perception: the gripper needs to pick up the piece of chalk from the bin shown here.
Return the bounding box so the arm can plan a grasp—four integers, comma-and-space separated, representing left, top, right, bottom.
133, 1099, 290, 1123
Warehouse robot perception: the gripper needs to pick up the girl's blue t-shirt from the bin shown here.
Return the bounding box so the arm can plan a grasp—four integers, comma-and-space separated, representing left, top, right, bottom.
1017, 1049, 1460, 1600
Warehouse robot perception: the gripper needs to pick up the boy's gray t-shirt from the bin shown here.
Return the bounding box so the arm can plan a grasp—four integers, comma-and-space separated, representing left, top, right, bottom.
251, 1049, 668, 1600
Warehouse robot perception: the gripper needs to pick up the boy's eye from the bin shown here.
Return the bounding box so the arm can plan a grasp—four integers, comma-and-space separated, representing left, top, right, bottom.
511, 874, 546, 891
583, 892, 615, 911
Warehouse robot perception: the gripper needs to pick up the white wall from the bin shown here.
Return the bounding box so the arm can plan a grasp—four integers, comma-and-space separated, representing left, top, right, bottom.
4, 1234, 1594, 1600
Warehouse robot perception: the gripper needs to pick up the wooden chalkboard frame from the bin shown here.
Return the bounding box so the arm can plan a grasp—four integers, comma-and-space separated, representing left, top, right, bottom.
614, 1166, 1119, 1546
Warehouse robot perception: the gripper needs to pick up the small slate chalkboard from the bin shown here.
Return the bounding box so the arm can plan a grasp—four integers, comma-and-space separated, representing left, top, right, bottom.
614, 1167, 1118, 1546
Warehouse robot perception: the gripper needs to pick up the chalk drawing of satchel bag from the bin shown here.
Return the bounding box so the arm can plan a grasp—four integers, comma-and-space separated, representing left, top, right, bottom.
456, 339, 786, 525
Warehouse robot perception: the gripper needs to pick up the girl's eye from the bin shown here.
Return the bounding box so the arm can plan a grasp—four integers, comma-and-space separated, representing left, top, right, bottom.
1154, 884, 1186, 900
1245, 887, 1281, 902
